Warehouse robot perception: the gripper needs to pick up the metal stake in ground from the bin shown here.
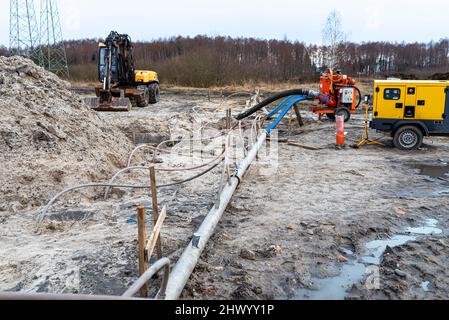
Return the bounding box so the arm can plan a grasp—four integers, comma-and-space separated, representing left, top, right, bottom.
137, 206, 149, 298
149, 166, 162, 259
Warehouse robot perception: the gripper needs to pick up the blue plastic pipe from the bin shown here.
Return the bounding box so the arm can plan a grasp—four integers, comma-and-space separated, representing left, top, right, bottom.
267, 95, 302, 119
266, 96, 307, 134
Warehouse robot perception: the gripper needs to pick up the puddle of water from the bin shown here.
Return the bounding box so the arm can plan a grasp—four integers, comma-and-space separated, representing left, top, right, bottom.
362, 235, 416, 265
415, 163, 449, 179
295, 262, 366, 300
294, 218, 443, 300
294, 235, 415, 300
398, 162, 449, 199
406, 219, 443, 236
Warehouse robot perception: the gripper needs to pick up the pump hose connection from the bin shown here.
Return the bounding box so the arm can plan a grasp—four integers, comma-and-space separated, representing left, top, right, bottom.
235, 89, 320, 121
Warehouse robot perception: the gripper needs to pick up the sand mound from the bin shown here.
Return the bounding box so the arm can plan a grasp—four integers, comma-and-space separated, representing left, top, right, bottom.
0, 56, 135, 212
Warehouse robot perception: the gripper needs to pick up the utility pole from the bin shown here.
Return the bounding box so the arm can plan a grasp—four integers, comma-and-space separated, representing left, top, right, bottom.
39, 0, 69, 78
9, 0, 42, 63
9, 0, 69, 78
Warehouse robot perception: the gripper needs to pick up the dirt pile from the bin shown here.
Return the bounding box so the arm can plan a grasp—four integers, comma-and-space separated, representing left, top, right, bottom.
0, 56, 135, 212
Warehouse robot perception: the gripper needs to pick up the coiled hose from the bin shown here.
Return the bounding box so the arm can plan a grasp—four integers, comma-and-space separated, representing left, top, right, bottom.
235, 89, 320, 120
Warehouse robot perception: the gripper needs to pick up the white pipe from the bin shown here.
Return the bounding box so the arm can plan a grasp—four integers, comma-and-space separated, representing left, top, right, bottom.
164, 132, 267, 300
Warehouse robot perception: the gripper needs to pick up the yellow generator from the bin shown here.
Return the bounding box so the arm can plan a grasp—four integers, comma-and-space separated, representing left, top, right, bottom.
371, 80, 449, 150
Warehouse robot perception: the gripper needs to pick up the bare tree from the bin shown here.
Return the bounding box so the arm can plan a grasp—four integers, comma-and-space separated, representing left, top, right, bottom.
322, 9, 346, 69
61, 35, 449, 85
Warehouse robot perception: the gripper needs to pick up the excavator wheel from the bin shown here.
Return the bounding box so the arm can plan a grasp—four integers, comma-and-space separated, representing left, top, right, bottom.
148, 83, 160, 104
137, 86, 150, 108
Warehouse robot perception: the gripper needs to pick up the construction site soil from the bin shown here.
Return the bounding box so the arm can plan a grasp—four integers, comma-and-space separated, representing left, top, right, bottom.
1, 57, 448, 300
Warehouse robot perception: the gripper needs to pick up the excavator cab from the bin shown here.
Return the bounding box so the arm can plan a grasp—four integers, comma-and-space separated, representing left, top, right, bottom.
98, 46, 119, 82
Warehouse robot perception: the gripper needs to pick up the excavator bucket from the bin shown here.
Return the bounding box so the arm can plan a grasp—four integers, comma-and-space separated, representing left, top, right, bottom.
85, 97, 132, 112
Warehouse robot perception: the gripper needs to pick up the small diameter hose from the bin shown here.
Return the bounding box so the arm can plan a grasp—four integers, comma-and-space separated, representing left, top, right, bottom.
39, 93, 259, 223
235, 89, 320, 120
355, 87, 362, 109
37, 161, 222, 223
104, 148, 226, 199
127, 133, 226, 167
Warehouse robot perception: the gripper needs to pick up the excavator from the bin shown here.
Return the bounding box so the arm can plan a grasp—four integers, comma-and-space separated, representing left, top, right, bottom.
86, 31, 160, 112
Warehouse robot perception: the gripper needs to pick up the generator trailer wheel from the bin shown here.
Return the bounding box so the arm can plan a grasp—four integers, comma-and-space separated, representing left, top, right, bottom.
393, 126, 423, 150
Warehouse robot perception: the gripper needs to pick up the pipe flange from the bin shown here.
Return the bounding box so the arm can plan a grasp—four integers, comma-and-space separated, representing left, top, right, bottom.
229, 166, 242, 186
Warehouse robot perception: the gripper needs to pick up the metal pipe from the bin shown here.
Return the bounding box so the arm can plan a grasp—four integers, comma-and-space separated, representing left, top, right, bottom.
122, 258, 170, 299
164, 132, 267, 300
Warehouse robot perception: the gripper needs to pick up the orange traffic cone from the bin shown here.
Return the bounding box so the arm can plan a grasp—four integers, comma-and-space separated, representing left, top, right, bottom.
336, 115, 345, 146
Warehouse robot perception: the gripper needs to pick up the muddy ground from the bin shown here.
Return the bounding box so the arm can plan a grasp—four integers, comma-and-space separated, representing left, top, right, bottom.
1, 89, 448, 300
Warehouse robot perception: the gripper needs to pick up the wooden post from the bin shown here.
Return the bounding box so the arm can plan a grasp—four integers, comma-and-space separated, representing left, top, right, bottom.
146, 206, 167, 261
149, 166, 162, 259
226, 108, 232, 131
293, 104, 304, 127
256, 122, 260, 160
137, 206, 148, 298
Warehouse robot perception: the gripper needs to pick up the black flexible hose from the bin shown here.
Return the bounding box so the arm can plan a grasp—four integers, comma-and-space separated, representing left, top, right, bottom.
235, 89, 319, 120
355, 87, 362, 109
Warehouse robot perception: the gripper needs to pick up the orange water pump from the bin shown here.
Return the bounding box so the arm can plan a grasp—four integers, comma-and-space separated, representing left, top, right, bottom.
312, 68, 361, 122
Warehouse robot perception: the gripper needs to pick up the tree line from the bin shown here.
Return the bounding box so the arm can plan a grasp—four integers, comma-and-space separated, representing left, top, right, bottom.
1, 36, 449, 86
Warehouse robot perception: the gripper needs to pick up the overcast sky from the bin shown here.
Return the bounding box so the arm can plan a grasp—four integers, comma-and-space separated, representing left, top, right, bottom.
1, 0, 448, 47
